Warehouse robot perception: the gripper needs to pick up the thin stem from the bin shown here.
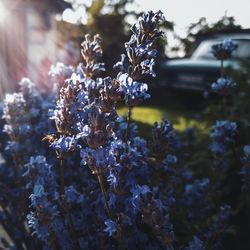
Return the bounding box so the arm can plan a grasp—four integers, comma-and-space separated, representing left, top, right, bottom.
97, 173, 113, 219
232, 146, 239, 165
60, 156, 65, 195
63, 202, 81, 250
56, 151, 65, 195
125, 106, 132, 142
222, 96, 227, 118
246, 194, 250, 229
96, 174, 125, 250
58, 154, 81, 250
220, 59, 224, 77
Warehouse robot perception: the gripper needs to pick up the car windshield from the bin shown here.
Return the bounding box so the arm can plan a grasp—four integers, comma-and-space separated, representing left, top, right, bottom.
191, 39, 250, 60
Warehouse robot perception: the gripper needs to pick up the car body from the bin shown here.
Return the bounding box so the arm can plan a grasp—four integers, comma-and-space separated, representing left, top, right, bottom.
160, 33, 250, 91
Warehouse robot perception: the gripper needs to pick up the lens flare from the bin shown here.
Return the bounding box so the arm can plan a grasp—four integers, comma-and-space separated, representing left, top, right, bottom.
0, 2, 6, 22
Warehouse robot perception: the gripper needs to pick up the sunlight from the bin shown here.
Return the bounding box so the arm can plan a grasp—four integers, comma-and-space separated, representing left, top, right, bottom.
0, 1, 6, 22
5, 93, 15, 103
118, 106, 209, 133
62, 6, 88, 24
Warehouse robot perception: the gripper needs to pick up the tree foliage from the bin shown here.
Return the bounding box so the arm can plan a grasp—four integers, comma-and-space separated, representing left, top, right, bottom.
179, 14, 242, 57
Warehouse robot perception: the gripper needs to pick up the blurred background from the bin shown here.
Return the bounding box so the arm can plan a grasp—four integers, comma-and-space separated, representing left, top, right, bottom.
0, 0, 250, 131
0, 0, 249, 96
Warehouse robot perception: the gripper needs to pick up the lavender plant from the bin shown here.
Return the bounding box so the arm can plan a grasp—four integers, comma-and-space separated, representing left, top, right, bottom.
210, 120, 237, 170
0, 78, 56, 249
0, 11, 248, 250
24, 10, 177, 249
211, 38, 238, 61
209, 38, 238, 97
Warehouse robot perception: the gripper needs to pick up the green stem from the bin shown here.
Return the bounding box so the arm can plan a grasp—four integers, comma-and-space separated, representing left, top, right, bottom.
97, 173, 113, 219
60, 157, 65, 195
246, 194, 250, 228
220, 59, 224, 77
222, 96, 227, 118
96, 174, 125, 250
125, 106, 132, 142
64, 203, 81, 250
58, 154, 81, 250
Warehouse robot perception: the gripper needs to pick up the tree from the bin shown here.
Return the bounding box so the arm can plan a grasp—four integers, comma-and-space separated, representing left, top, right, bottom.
59, 0, 174, 75
179, 14, 242, 57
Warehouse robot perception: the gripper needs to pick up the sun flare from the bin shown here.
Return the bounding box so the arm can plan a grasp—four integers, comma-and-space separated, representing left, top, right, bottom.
0, 1, 6, 22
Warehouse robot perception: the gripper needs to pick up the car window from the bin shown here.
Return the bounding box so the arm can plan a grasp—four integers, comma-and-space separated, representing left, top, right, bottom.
191, 39, 250, 60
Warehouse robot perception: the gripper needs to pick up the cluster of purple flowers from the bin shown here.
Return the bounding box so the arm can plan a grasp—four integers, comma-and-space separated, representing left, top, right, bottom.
185, 205, 231, 250
211, 38, 238, 60
150, 119, 179, 158
184, 178, 210, 222
210, 120, 237, 155
210, 38, 237, 95
29, 10, 179, 249
211, 77, 236, 95
210, 120, 237, 174
0, 78, 56, 249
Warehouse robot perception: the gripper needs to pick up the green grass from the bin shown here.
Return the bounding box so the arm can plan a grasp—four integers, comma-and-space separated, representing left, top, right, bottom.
118, 105, 208, 133
117, 90, 212, 155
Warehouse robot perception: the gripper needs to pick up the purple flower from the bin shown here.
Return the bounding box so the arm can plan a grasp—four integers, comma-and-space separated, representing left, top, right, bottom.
49, 62, 74, 86
80, 34, 105, 78
51, 136, 78, 153
104, 219, 117, 236
117, 73, 150, 106
107, 170, 118, 188
80, 146, 116, 174
211, 77, 236, 95
210, 120, 237, 155
163, 154, 177, 172
65, 186, 84, 204
211, 38, 238, 60
151, 119, 179, 157
131, 185, 151, 210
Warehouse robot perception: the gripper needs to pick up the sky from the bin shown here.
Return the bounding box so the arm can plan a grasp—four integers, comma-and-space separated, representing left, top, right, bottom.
61, 0, 250, 56
133, 0, 250, 37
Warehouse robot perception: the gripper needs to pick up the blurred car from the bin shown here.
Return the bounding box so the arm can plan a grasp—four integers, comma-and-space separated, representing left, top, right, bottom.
160, 34, 250, 91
